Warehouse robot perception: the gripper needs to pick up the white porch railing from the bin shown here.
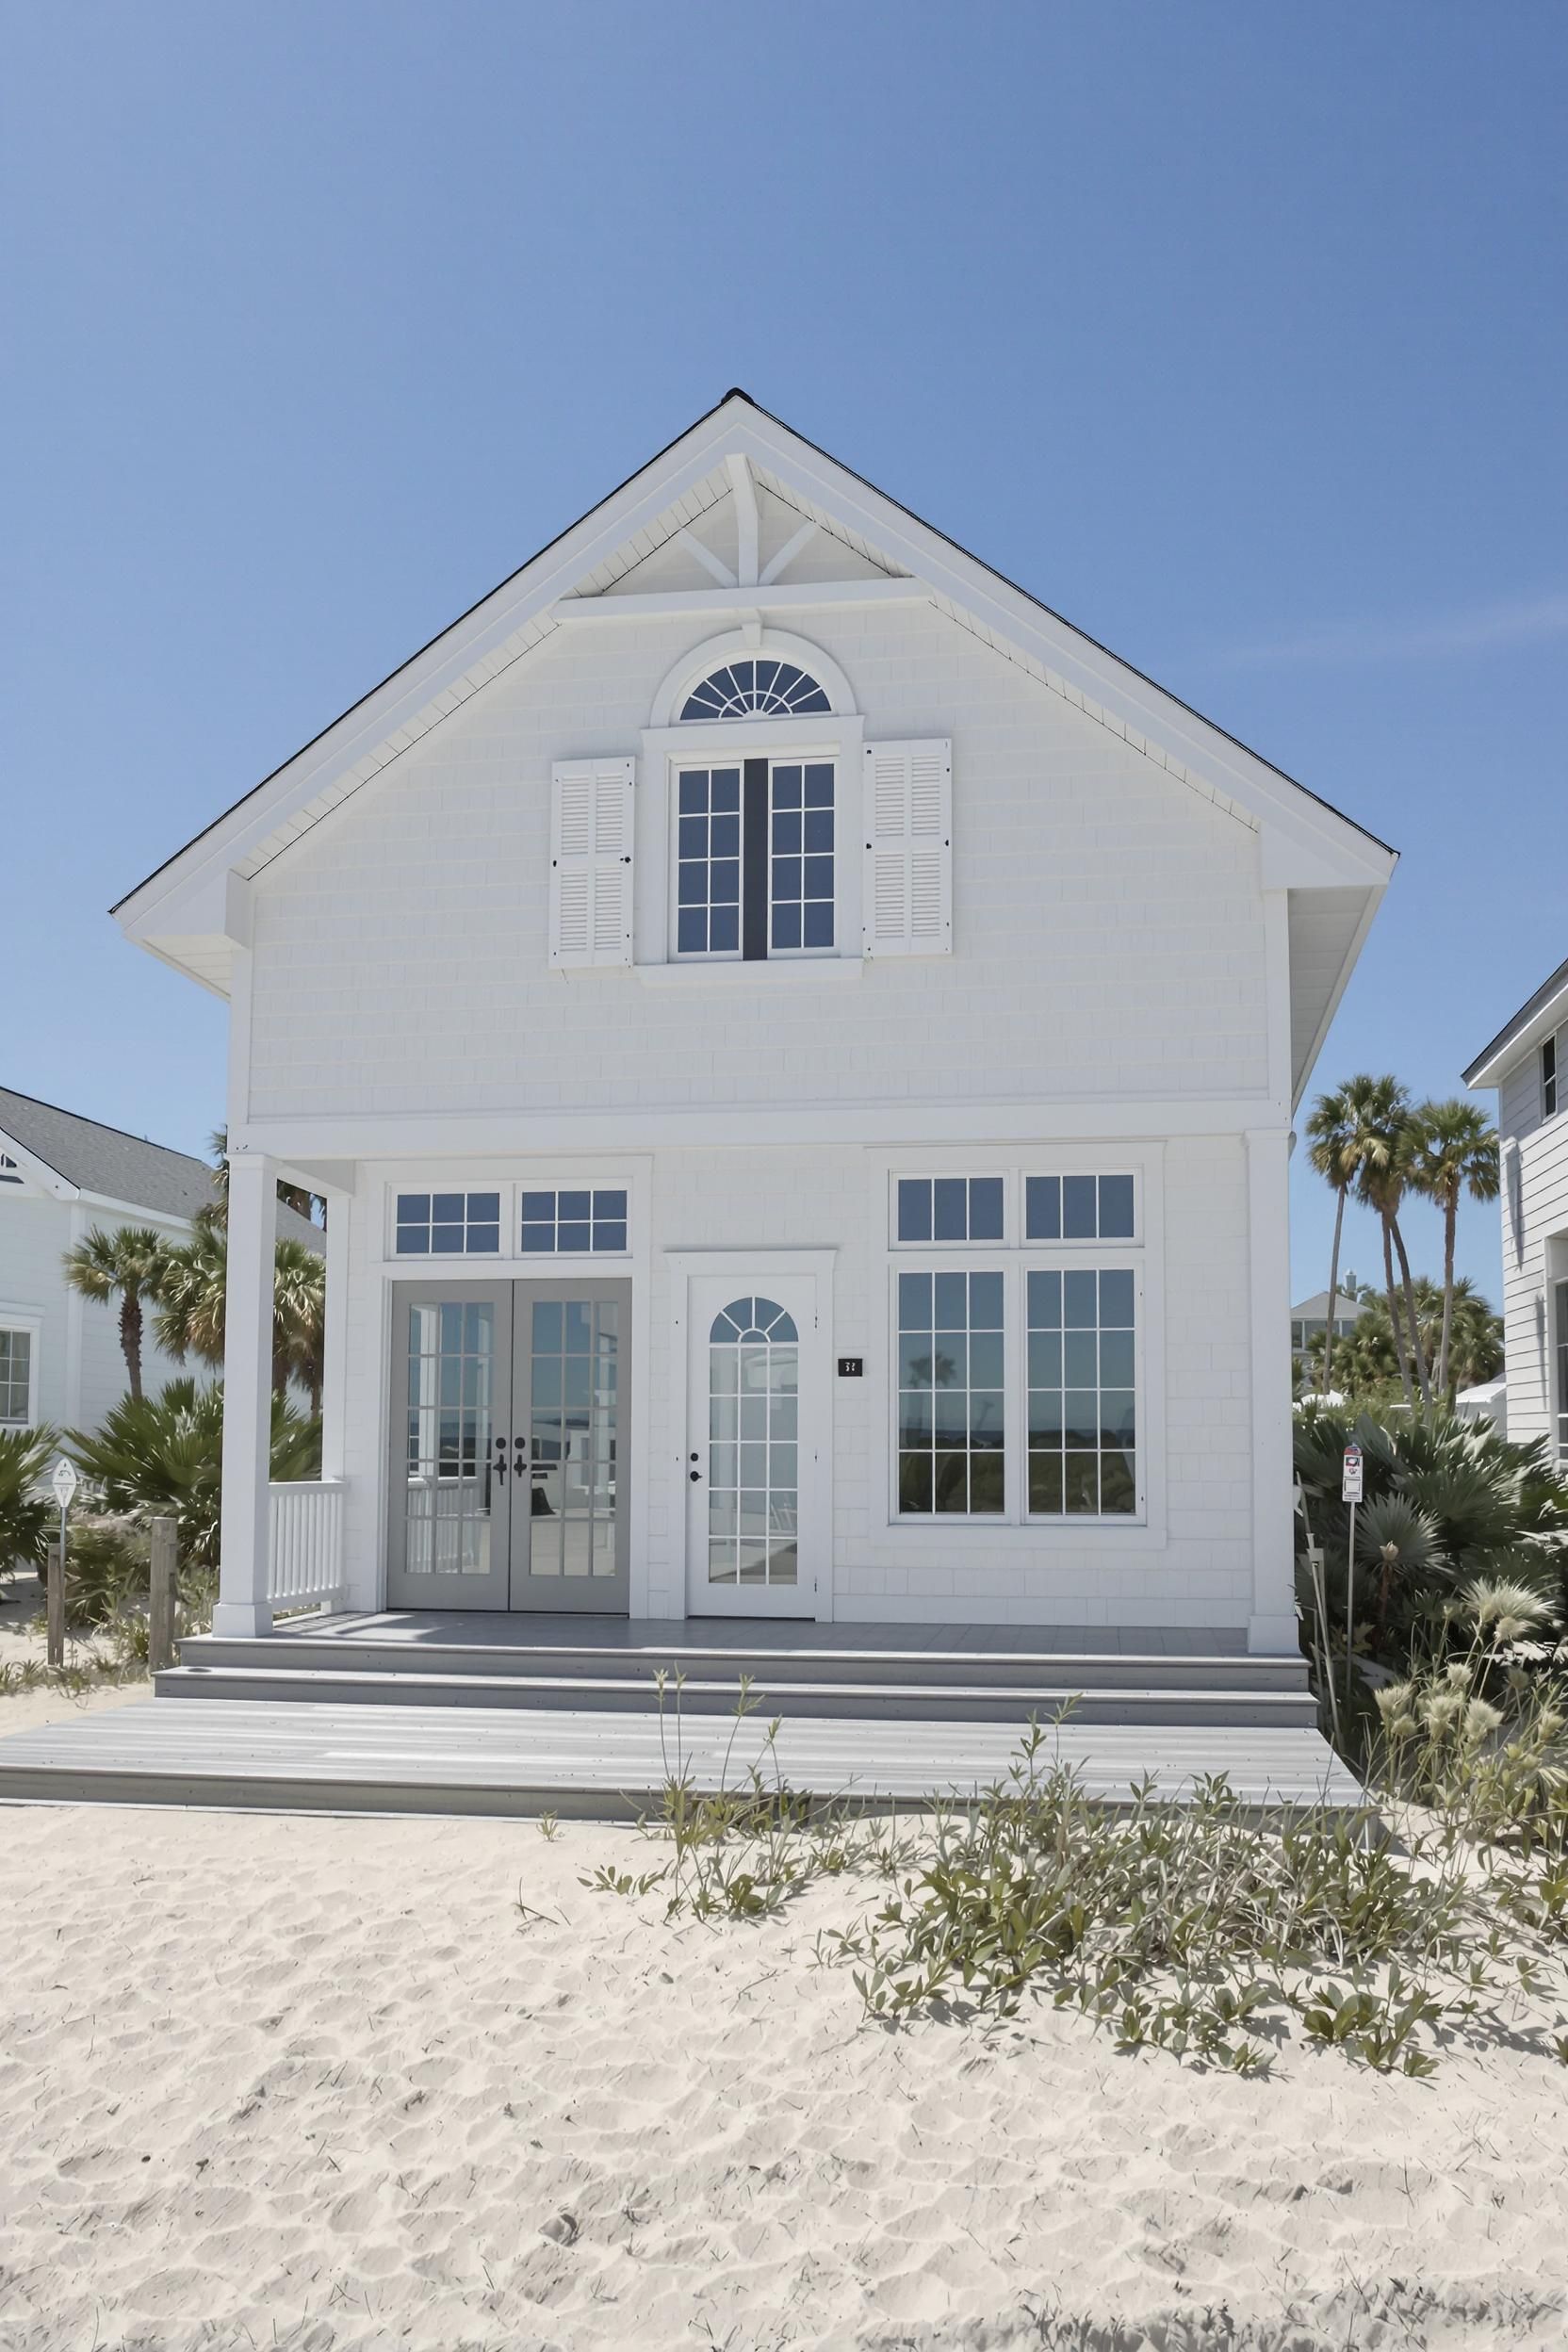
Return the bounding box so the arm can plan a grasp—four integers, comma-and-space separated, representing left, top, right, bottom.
268, 1480, 346, 1611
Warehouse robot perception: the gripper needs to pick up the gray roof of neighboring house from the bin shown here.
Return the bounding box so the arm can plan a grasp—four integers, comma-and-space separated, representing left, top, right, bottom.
0, 1086, 321, 1247
1463, 950, 1568, 1087
1291, 1290, 1375, 1325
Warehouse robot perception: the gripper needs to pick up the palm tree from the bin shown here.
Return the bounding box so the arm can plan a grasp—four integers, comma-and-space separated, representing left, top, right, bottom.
272, 1237, 326, 1410
1402, 1100, 1500, 1399
155, 1206, 325, 1402
1304, 1083, 1363, 1394
60, 1224, 172, 1401
1346, 1077, 1431, 1411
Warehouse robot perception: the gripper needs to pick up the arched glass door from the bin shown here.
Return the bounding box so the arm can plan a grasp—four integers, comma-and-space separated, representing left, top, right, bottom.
704, 1294, 800, 1593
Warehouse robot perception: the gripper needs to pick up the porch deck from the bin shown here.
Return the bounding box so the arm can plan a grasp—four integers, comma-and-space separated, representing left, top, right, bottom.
0, 1610, 1363, 1819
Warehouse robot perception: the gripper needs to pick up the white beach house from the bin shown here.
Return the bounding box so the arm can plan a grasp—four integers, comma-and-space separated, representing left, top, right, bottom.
1466, 953, 1568, 1464
110, 392, 1396, 1653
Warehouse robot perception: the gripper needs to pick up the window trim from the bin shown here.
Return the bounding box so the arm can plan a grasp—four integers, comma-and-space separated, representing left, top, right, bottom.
0, 1308, 42, 1430
638, 711, 865, 969
382, 1178, 635, 1266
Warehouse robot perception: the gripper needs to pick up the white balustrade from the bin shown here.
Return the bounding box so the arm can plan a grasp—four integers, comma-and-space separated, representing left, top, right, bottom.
267, 1480, 346, 1611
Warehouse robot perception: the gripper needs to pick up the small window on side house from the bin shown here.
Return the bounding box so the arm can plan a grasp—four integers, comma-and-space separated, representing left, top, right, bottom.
1544, 1036, 1559, 1120
0, 1328, 34, 1425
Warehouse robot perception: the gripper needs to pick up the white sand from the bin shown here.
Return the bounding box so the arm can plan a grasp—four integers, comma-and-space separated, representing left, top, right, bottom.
1, 1797, 1565, 2351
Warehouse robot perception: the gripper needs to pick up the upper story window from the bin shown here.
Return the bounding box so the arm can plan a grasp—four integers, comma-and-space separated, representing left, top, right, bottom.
1544, 1035, 1559, 1120
676, 759, 835, 958
679, 659, 831, 721
0, 1154, 22, 1184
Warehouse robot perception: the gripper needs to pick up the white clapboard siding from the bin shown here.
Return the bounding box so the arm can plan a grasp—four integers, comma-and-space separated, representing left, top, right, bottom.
861, 739, 952, 957
549, 757, 635, 968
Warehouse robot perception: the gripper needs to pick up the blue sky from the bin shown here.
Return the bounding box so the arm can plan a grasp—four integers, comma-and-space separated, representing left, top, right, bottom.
5, 3, 1563, 1306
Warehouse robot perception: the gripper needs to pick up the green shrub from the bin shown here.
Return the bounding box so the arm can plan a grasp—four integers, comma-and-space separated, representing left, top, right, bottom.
0, 1426, 56, 1575
67, 1379, 320, 1569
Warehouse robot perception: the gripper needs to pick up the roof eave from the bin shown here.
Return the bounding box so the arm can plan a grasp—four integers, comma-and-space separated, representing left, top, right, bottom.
1464, 956, 1568, 1088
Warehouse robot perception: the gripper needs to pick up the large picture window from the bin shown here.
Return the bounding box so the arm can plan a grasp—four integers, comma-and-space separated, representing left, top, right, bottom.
1027, 1268, 1137, 1516
896, 1270, 1004, 1516
676, 759, 835, 960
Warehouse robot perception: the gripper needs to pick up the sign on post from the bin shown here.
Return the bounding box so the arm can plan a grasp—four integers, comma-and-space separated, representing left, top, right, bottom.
51, 1460, 78, 1511
1341, 1444, 1364, 1505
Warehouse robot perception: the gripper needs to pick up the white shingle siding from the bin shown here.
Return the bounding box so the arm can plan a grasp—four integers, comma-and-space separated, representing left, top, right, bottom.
245, 602, 1269, 1119
1495, 1050, 1568, 1453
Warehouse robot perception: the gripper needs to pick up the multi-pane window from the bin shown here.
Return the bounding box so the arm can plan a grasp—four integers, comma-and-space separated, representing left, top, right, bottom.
395, 1191, 501, 1256
679, 660, 830, 720
896, 1176, 1004, 1244
520, 1189, 629, 1255
769, 763, 835, 950
897, 1271, 1004, 1515
1544, 1036, 1560, 1121
677, 767, 742, 955
0, 1329, 32, 1424
1555, 1281, 1568, 1465
1025, 1174, 1135, 1242
676, 760, 835, 960
1027, 1269, 1136, 1516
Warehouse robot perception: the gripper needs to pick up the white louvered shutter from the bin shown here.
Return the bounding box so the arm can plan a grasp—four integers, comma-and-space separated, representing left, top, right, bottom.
549, 757, 635, 969
861, 740, 952, 957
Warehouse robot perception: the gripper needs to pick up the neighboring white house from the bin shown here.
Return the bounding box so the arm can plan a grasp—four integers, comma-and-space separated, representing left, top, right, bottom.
108, 390, 1396, 1650
0, 1086, 220, 1434
1289, 1283, 1371, 1373
1465, 953, 1568, 1464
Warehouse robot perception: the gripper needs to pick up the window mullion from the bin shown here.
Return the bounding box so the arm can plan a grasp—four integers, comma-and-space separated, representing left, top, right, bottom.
742, 758, 769, 961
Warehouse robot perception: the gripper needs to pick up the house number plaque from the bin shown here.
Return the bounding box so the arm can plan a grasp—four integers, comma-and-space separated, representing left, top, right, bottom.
837, 1357, 864, 1378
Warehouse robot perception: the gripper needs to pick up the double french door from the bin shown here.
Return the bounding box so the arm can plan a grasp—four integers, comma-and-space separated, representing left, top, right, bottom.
386, 1280, 630, 1612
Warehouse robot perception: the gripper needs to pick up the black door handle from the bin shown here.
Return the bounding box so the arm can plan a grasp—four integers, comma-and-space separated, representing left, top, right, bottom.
690, 1468, 702, 1483
493, 1436, 508, 1482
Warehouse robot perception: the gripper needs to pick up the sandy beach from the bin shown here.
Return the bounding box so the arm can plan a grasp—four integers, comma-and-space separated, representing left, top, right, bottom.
0, 1698, 1563, 2352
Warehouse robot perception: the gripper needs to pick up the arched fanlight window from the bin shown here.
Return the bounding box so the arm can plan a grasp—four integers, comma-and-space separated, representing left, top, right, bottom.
708, 1295, 799, 1346
680, 658, 831, 721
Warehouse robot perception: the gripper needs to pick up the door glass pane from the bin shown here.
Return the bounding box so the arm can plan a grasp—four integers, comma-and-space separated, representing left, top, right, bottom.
404, 1301, 496, 1576
708, 1296, 799, 1586
529, 1298, 619, 1577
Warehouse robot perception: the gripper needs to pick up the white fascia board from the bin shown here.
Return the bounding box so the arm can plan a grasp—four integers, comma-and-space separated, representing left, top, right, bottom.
112, 411, 761, 939
0, 1130, 77, 1201
116, 396, 1395, 946
1465, 970, 1568, 1090
737, 412, 1398, 893
232, 1092, 1289, 1160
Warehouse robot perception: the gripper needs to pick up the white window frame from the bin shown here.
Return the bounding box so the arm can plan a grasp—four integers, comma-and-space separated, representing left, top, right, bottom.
1544, 1027, 1565, 1123
666, 744, 844, 967
874, 1149, 1164, 1543
889, 1171, 1010, 1248
381, 1177, 637, 1268
0, 1307, 42, 1429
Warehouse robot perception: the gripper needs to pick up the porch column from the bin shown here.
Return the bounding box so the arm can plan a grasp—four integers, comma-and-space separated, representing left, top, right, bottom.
1245, 1127, 1298, 1654
318, 1184, 351, 1483
214, 1152, 277, 1638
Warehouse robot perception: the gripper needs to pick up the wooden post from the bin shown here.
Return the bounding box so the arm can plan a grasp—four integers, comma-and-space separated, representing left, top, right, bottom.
149, 1516, 178, 1674
45, 1539, 65, 1669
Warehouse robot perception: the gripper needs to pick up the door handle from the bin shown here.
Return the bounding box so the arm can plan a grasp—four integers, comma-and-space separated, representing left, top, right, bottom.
689, 1468, 702, 1483
514, 1438, 529, 1477
493, 1436, 508, 1483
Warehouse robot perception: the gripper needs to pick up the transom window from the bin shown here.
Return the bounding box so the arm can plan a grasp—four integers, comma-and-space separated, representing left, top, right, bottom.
1026, 1174, 1135, 1242
680, 659, 831, 721
897, 1176, 1004, 1244
0, 1329, 34, 1425
677, 760, 835, 959
521, 1189, 628, 1255
395, 1191, 501, 1256
1027, 1269, 1137, 1516
897, 1271, 1004, 1516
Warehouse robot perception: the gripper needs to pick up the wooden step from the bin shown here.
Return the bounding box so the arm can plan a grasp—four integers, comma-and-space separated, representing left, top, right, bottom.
155, 1662, 1319, 1728
177, 1632, 1309, 1697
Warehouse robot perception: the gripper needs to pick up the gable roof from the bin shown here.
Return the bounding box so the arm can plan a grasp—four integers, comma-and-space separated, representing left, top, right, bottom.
112, 391, 1396, 1093
1464, 951, 1568, 1089
0, 1086, 320, 1243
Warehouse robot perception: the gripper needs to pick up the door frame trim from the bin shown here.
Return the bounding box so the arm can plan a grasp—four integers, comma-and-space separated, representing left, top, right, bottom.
665, 1249, 837, 1623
